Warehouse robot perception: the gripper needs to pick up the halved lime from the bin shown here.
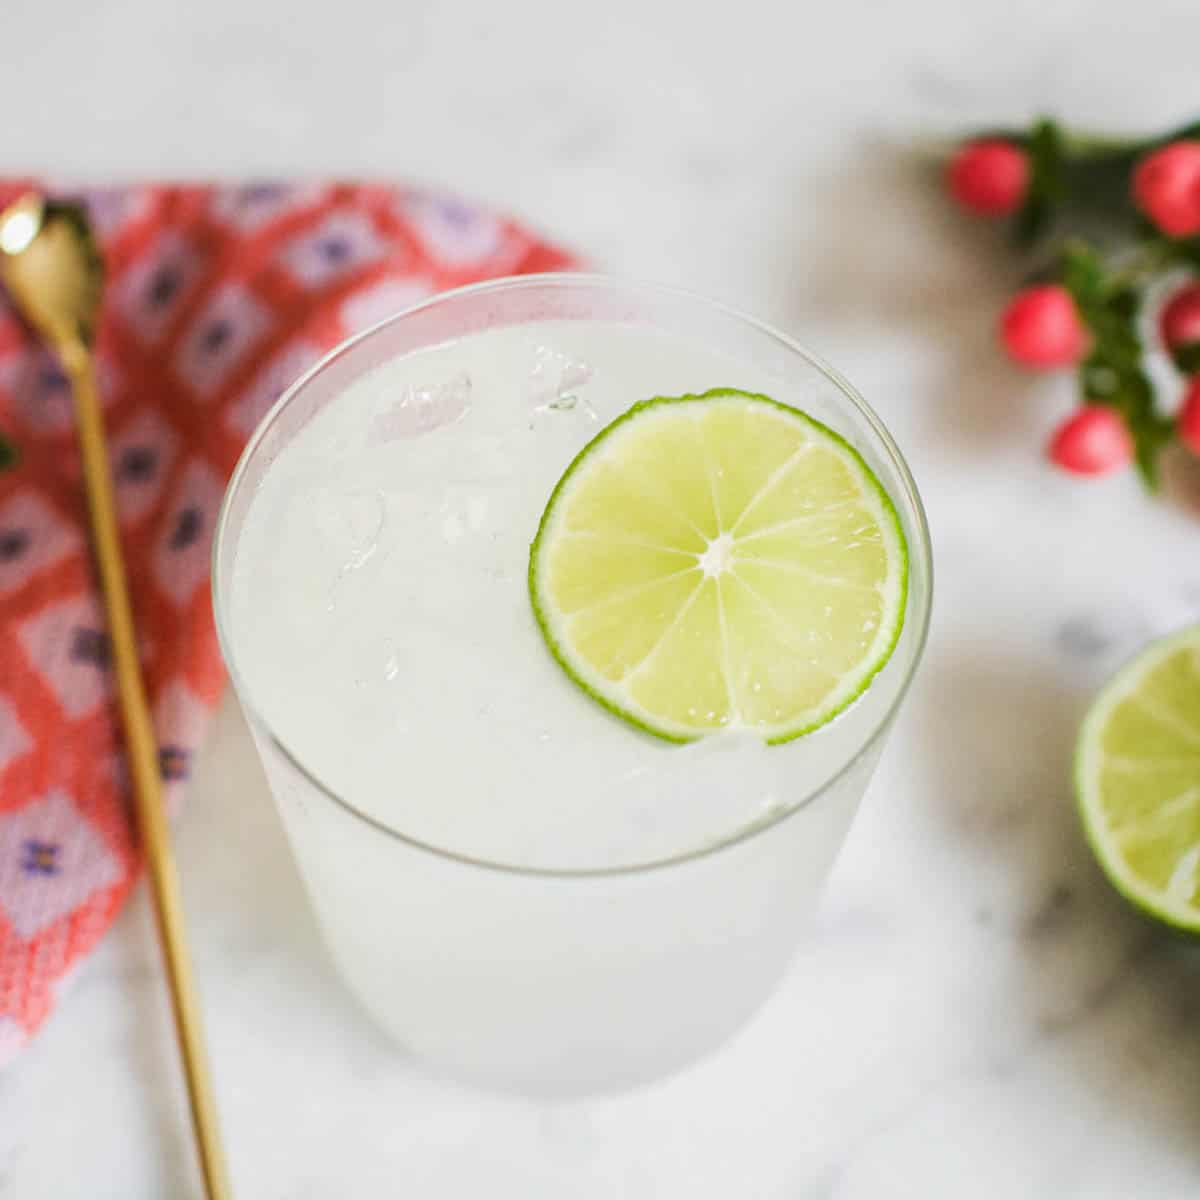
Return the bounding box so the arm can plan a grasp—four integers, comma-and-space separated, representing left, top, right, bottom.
1077, 626, 1200, 934
528, 388, 909, 743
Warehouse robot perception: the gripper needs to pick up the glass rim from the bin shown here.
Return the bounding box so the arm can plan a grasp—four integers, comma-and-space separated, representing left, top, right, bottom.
211, 271, 933, 880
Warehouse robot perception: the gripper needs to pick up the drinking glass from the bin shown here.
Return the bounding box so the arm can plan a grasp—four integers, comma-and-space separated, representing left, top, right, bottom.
212, 275, 933, 1094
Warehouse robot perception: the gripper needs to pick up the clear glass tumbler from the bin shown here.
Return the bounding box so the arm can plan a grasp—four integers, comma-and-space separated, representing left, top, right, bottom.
212, 275, 932, 1094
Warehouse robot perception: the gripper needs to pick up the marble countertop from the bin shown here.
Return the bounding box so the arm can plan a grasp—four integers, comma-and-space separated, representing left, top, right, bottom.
3, 0, 1200, 1195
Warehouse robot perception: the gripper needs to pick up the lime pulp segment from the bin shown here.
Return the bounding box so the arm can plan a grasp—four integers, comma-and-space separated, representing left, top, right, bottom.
528, 388, 909, 743
1077, 626, 1200, 933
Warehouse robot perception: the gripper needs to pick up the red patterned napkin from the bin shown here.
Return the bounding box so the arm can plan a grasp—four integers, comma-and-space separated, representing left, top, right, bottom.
0, 181, 573, 1063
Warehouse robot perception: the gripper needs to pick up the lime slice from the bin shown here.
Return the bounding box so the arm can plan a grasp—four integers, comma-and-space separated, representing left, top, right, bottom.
1076, 626, 1200, 934
528, 388, 909, 743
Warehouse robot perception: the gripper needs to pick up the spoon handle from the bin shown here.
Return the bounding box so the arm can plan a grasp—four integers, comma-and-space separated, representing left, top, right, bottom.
62, 341, 233, 1200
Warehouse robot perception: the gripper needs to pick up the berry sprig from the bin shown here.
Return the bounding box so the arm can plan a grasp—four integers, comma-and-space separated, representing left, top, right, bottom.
946, 117, 1200, 487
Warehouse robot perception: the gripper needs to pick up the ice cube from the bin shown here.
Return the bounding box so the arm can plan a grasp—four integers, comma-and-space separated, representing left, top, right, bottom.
368, 371, 471, 443
312, 486, 385, 572
527, 345, 594, 415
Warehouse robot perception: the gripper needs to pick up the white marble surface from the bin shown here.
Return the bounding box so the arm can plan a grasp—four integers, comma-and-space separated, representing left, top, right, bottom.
3, 0, 1200, 1195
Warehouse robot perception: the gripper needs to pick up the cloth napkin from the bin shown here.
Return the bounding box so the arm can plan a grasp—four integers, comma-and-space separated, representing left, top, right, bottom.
0, 180, 573, 1064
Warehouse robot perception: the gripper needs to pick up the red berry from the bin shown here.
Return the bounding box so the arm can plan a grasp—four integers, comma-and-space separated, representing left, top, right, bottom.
1000, 285, 1089, 369
1047, 408, 1133, 476
946, 140, 1029, 215
1159, 282, 1200, 358
1178, 377, 1200, 455
1132, 141, 1200, 237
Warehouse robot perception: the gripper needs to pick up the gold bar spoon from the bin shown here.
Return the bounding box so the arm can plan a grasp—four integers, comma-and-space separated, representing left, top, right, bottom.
0, 194, 232, 1200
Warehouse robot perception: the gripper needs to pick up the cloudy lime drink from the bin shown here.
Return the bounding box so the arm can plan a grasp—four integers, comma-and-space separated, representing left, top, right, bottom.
214, 276, 931, 1093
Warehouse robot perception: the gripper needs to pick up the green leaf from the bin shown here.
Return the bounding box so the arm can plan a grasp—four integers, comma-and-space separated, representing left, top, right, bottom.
1169, 236, 1200, 270
1061, 241, 1107, 308
1130, 415, 1174, 488
0, 434, 17, 472
1013, 118, 1066, 249
1107, 285, 1140, 323
1172, 342, 1200, 374
1062, 240, 1167, 490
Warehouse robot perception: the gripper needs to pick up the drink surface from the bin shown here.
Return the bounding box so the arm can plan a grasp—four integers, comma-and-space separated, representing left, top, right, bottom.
229, 318, 879, 869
